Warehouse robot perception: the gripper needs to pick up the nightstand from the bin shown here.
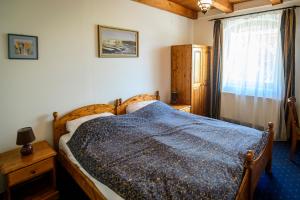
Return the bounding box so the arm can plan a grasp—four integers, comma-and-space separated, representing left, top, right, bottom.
170, 104, 191, 113
0, 141, 59, 200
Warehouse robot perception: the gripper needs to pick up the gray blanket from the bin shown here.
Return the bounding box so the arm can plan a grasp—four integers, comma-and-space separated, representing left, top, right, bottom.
68, 101, 268, 200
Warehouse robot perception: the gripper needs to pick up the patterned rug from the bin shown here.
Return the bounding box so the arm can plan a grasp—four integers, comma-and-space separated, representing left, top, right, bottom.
57, 142, 300, 200
254, 142, 300, 200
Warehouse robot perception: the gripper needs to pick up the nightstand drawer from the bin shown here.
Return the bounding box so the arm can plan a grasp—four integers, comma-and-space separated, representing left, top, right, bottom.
7, 157, 54, 187
179, 107, 191, 113
170, 105, 191, 113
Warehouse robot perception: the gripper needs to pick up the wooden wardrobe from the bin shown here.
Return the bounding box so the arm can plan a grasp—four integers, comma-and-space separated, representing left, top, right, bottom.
171, 44, 211, 116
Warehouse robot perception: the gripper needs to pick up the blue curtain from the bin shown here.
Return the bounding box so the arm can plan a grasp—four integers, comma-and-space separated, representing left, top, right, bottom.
210, 20, 223, 119
281, 8, 296, 125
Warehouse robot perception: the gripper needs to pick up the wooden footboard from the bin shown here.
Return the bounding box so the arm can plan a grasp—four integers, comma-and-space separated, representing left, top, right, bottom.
236, 122, 274, 200
59, 150, 107, 200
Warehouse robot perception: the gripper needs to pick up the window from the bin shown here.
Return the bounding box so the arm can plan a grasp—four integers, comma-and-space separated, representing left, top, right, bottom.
222, 11, 284, 100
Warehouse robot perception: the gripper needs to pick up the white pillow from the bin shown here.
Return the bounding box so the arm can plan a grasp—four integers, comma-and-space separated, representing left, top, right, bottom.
66, 112, 114, 136
126, 100, 157, 113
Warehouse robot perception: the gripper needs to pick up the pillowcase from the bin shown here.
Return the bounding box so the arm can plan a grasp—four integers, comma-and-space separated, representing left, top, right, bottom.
66, 112, 114, 136
126, 100, 157, 113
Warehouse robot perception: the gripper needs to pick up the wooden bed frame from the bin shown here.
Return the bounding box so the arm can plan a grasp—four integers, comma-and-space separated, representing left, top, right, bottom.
115, 91, 160, 114
52, 91, 274, 200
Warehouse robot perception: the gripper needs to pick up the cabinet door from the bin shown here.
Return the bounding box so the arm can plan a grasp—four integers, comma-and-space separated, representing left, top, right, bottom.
192, 47, 210, 116
192, 84, 201, 114
192, 48, 201, 85
191, 47, 202, 114
171, 45, 192, 105
200, 48, 211, 116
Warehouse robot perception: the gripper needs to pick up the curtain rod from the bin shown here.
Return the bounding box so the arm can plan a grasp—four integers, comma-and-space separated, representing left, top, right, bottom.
209, 5, 299, 21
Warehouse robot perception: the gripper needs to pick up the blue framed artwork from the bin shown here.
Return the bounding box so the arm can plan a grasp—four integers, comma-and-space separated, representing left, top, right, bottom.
8, 34, 38, 60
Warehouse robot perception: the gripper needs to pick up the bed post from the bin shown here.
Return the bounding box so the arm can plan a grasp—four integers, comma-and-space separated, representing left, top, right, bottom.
266, 122, 274, 174
53, 112, 59, 151
245, 150, 254, 200
155, 91, 160, 100
241, 122, 274, 200
115, 98, 122, 114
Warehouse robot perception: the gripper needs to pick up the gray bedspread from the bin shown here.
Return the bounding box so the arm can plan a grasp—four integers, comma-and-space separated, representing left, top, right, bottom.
67, 101, 269, 200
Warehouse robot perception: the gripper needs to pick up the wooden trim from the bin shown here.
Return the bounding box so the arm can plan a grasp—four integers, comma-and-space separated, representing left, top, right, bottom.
53, 104, 116, 151
270, 0, 282, 5
133, 0, 198, 19
212, 0, 233, 13
116, 91, 160, 115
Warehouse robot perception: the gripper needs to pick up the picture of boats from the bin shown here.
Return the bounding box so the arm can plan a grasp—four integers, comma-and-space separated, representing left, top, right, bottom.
98, 25, 138, 57
102, 39, 136, 54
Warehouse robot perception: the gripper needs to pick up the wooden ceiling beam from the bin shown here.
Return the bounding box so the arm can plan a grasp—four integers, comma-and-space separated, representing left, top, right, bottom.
270, 0, 282, 5
212, 0, 233, 13
228, 0, 248, 3
169, 0, 201, 11
133, 0, 198, 19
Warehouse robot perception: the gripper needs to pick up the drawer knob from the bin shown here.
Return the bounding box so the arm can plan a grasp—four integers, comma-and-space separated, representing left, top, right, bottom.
30, 170, 36, 174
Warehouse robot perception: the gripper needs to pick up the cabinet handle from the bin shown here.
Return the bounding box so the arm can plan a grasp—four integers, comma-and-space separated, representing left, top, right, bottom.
30, 170, 36, 174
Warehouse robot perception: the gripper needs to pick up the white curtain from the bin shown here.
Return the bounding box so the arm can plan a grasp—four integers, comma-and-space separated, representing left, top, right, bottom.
221, 11, 286, 140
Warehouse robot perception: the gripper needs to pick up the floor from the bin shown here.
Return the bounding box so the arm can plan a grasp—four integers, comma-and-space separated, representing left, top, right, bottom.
57, 142, 300, 200
254, 142, 300, 200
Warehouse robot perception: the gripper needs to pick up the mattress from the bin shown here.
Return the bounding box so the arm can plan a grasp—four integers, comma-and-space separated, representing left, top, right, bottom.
59, 134, 123, 200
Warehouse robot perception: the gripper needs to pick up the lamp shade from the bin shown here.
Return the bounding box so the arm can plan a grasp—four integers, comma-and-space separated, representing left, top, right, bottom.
16, 127, 36, 145
198, 0, 212, 14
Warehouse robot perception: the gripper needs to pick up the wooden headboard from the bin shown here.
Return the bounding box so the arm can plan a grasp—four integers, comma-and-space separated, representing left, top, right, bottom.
52, 104, 116, 150
52, 91, 160, 150
116, 91, 160, 115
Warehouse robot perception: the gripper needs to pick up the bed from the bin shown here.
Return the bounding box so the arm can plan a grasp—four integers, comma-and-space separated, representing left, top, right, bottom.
53, 91, 274, 200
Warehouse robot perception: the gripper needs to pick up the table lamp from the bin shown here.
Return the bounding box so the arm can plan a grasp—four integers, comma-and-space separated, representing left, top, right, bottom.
16, 127, 36, 156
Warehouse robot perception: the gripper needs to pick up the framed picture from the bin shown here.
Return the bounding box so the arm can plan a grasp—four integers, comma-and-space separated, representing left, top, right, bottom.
98, 25, 139, 58
8, 34, 38, 60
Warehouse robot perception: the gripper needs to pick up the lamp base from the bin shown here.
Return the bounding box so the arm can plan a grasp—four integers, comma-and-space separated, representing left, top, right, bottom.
20, 144, 33, 156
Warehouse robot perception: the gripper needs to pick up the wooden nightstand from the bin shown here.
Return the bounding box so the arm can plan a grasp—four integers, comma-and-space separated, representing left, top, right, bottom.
0, 141, 59, 200
170, 104, 191, 113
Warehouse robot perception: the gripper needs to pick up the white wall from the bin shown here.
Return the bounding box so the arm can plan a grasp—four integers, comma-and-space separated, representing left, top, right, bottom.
0, 0, 193, 152
193, 18, 214, 45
